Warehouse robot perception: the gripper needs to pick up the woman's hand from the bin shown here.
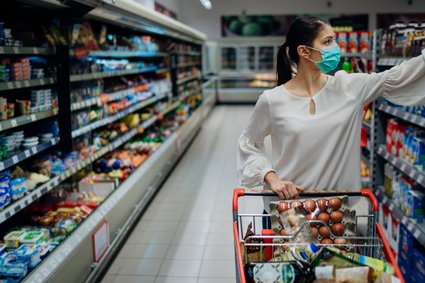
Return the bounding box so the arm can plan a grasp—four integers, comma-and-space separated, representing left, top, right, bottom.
264, 171, 304, 199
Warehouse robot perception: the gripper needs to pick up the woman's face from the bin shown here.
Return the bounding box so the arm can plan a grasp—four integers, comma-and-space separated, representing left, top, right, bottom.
309, 24, 336, 62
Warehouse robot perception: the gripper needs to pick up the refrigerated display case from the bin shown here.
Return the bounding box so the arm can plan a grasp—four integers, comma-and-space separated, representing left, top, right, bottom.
217, 38, 283, 103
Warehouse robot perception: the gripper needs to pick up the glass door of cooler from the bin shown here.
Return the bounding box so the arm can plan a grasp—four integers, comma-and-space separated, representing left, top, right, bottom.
258, 46, 276, 72
238, 46, 255, 72
221, 47, 237, 71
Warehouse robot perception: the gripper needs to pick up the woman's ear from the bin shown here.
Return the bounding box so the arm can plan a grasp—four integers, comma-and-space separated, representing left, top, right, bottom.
297, 45, 311, 60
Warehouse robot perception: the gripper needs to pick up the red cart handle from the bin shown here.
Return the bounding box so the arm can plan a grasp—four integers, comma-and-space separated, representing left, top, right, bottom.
233, 189, 379, 212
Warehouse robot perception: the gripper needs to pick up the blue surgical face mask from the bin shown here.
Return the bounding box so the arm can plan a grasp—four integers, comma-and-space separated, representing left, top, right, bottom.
307, 43, 342, 73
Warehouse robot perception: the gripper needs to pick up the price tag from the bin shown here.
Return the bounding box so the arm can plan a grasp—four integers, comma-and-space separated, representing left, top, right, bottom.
33, 47, 39, 54
402, 217, 408, 225
7, 82, 13, 89
400, 163, 406, 171
30, 114, 36, 121
13, 47, 19, 54
40, 78, 45, 84
15, 81, 22, 88
414, 229, 421, 240
0, 47, 4, 54
388, 202, 394, 211
11, 119, 17, 127
12, 156, 19, 164
0, 163, 4, 171
417, 174, 424, 184
51, 138, 56, 144
32, 147, 38, 155
24, 150, 31, 158
407, 222, 414, 232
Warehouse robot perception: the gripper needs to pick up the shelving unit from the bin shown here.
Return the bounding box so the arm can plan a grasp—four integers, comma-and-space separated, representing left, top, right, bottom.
378, 102, 425, 127
0, 108, 58, 131
0, 46, 55, 55
0, 1, 209, 283
0, 77, 56, 91
377, 57, 410, 67
374, 187, 425, 244
70, 66, 157, 82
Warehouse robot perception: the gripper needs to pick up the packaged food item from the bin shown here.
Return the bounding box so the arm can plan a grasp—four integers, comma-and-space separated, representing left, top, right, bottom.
0, 243, 6, 256
337, 32, 348, 53
9, 177, 27, 200
344, 252, 395, 279
359, 32, 371, 52
245, 261, 315, 283
242, 222, 266, 263
4, 231, 25, 248
348, 32, 359, 53
36, 244, 54, 260
20, 231, 45, 245
15, 244, 41, 268
0, 265, 27, 282
310, 247, 370, 272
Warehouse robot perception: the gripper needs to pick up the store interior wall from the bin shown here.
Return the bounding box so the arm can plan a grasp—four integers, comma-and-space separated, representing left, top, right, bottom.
177, 0, 425, 39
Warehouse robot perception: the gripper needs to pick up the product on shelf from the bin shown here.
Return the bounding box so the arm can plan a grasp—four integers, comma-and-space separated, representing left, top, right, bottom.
380, 21, 425, 58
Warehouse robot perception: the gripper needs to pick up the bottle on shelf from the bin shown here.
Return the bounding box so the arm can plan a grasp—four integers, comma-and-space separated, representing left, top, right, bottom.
341, 58, 353, 74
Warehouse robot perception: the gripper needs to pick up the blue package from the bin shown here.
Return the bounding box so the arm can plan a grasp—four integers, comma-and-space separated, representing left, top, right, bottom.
15, 245, 40, 269
412, 248, 425, 281
0, 265, 27, 282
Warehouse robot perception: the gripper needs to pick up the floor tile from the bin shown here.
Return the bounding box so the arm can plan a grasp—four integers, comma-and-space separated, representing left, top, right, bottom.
172, 231, 209, 246
155, 276, 198, 283
118, 243, 169, 259
134, 220, 180, 233
199, 261, 236, 278
197, 278, 236, 283
118, 258, 163, 276
177, 221, 211, 233
100, 274, 115, 283
107, 258, 125, 274
127, 231, 175, 245
165, 244, 204, 260
113, 275, 156, 283
206, 232, 234, 246
203, 246, 235, 261
158, 259, 202, 277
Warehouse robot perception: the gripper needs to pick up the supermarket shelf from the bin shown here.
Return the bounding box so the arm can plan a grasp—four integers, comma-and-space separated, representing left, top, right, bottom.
0, 46, 54, 55
0, 108, 58, 131
70, 66, 157, 82
23, 106, 204, 283
156, 68, 170, 74
377, 57, 410, 67
172, 51, 202, 56
71, 87, 149, 111
0, 77, 56, 91
378, 103, 425, 128
374, 186, 425, 245
177, 62, 201, 68
362, 120, 371, 129
177, 75, 200, 85
71, 94, 163, 138
220, 72, 275, 80
0, 116, 159, 225
375, 144, 425, 187
0, 137, 59, 172
89, 50, 168, 58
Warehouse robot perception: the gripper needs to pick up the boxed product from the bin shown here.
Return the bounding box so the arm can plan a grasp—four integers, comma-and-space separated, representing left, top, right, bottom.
348, 32, 358, 53
406, 190, 425, 218
337, 32, 348, 53
379, 203, 391, 239
397, 124, 406, 158
398, 224, 414, 277
412, 248, 425, 282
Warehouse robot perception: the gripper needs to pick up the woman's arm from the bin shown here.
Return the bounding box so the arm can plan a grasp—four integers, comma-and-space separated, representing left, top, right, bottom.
340, 49, 425, 106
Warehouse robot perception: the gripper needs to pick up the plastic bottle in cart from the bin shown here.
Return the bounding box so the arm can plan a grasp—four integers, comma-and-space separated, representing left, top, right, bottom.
290, 243, 319, 262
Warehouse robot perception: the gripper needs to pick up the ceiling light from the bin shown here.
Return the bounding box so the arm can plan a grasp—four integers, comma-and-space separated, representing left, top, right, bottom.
200, 0, 212, 9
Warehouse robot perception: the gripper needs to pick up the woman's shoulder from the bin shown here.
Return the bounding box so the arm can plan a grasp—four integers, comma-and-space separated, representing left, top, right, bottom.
260, 85, 283, 101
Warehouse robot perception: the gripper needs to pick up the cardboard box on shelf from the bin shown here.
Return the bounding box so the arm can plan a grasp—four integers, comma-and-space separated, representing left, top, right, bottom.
412, 248, 425, 282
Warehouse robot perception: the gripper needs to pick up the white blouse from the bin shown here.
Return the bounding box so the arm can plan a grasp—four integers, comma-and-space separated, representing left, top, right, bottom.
237, 50, 425, 208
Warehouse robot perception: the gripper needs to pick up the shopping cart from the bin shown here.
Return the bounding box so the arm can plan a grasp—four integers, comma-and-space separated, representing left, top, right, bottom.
232, 189, 404, 283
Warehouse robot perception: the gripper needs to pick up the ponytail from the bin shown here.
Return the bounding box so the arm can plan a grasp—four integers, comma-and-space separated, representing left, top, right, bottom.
275, 16, 328, 86
276, 42, 293, 86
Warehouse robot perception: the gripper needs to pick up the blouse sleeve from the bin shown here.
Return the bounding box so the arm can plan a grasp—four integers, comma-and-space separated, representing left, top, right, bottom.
338, 49, 425, 106
237, 94, 275, 188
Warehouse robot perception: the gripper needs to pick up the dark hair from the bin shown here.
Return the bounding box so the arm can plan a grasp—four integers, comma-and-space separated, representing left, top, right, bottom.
277, 16, 328, 85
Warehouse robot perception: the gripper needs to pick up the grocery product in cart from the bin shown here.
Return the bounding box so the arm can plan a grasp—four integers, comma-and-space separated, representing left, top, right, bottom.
233, 189, 404, 283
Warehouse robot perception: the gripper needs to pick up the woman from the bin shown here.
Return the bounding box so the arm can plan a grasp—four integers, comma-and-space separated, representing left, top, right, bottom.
237, 16, 425, 222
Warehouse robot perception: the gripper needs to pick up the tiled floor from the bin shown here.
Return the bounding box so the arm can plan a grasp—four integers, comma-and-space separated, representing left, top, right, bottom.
101, 105, 265, 283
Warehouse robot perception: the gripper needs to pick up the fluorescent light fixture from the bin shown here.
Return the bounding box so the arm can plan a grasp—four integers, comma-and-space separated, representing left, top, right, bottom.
200, 0, 212, 9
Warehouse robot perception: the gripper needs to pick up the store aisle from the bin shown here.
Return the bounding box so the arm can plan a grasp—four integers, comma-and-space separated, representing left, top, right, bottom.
101, 105, 264, 283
